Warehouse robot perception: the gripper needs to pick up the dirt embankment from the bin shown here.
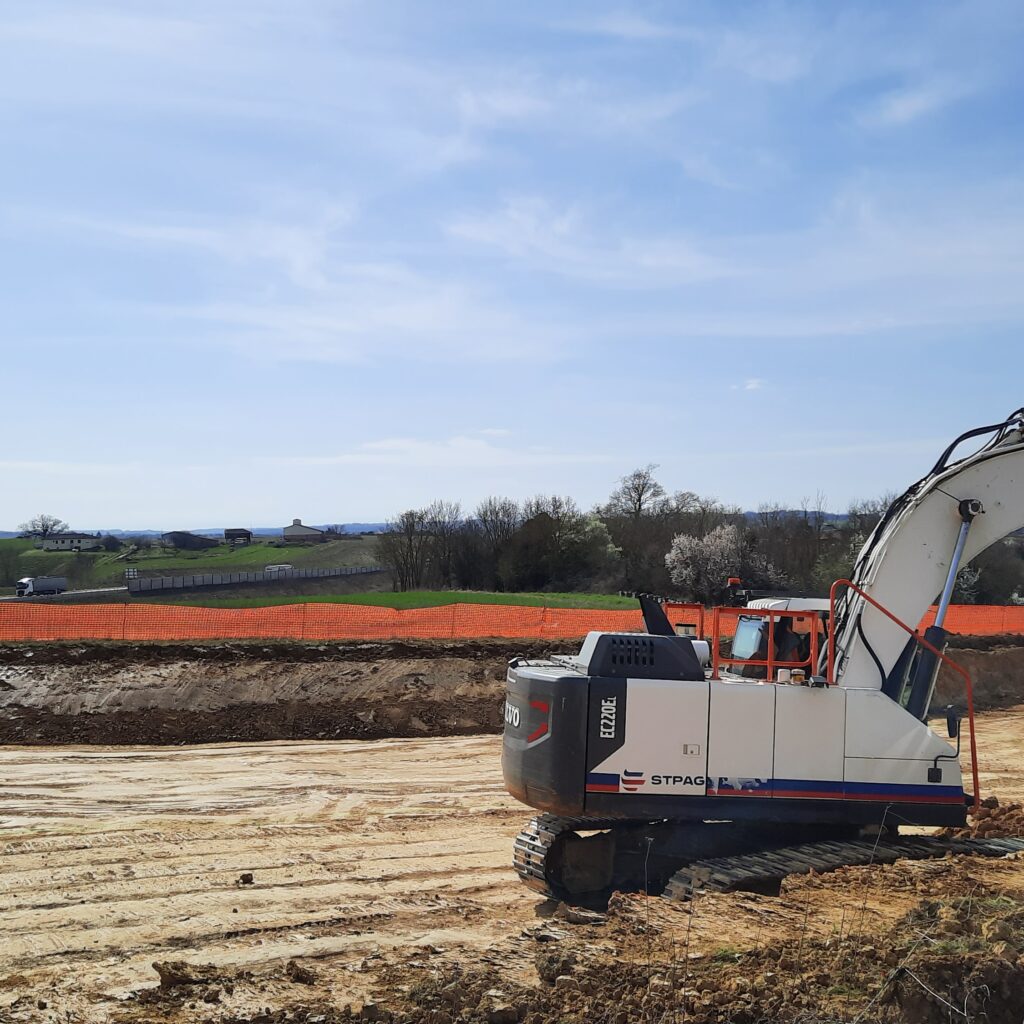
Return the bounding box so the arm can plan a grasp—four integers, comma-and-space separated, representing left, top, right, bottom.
935, 639, 1024, 710
0, 640, 565, 745
1, 635, 1021, 746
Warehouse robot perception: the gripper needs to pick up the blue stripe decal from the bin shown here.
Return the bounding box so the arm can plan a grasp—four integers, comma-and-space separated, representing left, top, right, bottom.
773, 778, 962, 798
586, 772, 620, 785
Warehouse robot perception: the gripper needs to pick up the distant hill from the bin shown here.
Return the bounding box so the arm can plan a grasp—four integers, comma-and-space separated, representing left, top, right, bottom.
6, 516, 858, 537
34, 524, 389, 538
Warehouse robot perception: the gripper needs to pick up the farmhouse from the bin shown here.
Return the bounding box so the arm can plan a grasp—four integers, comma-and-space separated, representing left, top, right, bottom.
162, 531, 219, 550
38, 532, 103, 552
283, 518, 326, 543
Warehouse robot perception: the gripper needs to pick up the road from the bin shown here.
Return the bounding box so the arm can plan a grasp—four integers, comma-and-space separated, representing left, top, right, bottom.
1, 710, 1022, 1020
0, 586, 128, 601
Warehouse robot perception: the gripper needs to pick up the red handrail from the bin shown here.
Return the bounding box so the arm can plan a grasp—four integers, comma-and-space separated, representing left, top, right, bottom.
828, 578, 979, 811
662, 602, 706, 638
710, 606, 823, 682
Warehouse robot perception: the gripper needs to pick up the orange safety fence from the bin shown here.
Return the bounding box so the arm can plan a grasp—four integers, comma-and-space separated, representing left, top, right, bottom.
1, 601, 1024, 643
0, 602, 646, 642
665, 602, 1024, 639
919, 604, 1024, 635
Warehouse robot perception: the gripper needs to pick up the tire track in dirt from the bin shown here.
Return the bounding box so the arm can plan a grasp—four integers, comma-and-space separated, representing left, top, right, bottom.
0, 735, 535, 1016
3, 712, 1024, 1022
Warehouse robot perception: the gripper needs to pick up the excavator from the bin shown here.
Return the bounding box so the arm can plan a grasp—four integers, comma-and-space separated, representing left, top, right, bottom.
502, 410, 1024, 901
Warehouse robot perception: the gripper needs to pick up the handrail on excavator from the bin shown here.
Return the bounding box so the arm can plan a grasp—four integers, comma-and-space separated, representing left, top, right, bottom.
708, 605, 822, 682
828, 578, 980, 813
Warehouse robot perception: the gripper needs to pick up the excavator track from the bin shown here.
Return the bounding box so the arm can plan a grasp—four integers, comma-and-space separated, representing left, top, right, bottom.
514, 815, 1024, 903
513, 814, 623, 899
663, 834, 1024, 900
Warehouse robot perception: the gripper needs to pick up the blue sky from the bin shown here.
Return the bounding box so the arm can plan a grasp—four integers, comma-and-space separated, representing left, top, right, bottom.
2, 1, 1022, 530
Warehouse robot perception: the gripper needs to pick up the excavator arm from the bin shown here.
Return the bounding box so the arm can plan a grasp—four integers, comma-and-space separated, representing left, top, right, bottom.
833, 408, 1024, 691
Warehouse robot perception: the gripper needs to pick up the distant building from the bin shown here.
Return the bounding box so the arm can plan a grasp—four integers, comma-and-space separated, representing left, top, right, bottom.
283, 518, 326, 543
38, 532, 103, 552
224, 528, 253, 546
161, 531, 219, 551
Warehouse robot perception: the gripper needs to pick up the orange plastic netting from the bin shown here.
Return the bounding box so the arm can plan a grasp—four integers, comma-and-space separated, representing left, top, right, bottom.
1, 601, 1023, 642
0, 602, 645, 642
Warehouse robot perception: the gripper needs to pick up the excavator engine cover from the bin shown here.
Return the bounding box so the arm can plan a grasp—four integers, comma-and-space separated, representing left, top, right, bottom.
502, 632, 705, 816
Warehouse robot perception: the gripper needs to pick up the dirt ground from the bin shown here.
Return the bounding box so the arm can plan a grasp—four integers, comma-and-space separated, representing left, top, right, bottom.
2, 639, 1024, 1022
1, 707, 1023, 1023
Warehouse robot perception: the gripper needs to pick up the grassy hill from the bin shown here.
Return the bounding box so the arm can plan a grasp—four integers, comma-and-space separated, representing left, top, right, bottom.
147, 590, 637, 610
0, 536, 380, 590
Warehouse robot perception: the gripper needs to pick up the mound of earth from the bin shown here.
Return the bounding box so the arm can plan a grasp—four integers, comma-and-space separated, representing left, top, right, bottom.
943, 797, 1024, 840
0, 639, 566, 745
935, 640, 1024, 711
1, 634, 1021, 746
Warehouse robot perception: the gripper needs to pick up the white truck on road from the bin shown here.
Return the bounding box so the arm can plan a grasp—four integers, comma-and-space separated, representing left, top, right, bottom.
15, 576, 68, 597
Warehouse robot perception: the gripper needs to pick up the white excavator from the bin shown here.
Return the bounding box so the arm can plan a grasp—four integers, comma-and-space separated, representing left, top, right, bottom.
502, 410, 1024, 900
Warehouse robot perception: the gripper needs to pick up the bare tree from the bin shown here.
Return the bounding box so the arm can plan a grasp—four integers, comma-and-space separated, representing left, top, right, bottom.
424, 500, 462, 589
603, 465, 668, 520
847, 492, 898, 537
19, 513, 69, 538
376, 509, 431, 591
477, 497, 521, 551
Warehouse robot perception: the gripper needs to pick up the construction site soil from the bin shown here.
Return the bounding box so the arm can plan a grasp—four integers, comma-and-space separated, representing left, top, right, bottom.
0, 640, 563, 745
1, 634, 1022, 746
1, 639, 1024, 1022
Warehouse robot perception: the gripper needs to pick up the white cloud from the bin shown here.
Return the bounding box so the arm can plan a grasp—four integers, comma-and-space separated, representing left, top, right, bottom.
562, 13, 695, 42
34, 203, 355, 291
261, 435, 614, 470
0, 9, 210, 54
458, 88, 549, 126
447, 197, 730, 287
10, 203, 578, 364
562, 12, 809, 83
678, 153, 740, 191
860, 81, 974, 127
0, 459, 136, 477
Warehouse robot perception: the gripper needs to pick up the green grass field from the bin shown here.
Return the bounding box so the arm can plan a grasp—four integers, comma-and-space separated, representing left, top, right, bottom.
147, 590, 637, 610
0, 536, 380, 588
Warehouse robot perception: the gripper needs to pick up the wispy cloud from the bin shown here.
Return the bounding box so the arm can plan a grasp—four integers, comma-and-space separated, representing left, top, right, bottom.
24, 202, 355, 291
561, 11, 810, 83
458, 87, 549, 126
560, 12, 697, 42
447, 197, 730, 287
0, 459, 135, 477
263, 435, 614, 470
859, 80, 974, 127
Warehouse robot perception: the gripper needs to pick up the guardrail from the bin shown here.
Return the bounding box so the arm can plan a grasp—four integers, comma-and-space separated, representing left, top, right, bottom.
127, 566, 385, 593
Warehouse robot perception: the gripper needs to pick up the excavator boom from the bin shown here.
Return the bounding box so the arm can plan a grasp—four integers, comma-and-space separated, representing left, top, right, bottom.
835, 409, 1024, 689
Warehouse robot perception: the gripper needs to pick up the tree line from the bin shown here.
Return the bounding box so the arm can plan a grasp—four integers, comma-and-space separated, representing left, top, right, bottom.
375, 466, 1024, 604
